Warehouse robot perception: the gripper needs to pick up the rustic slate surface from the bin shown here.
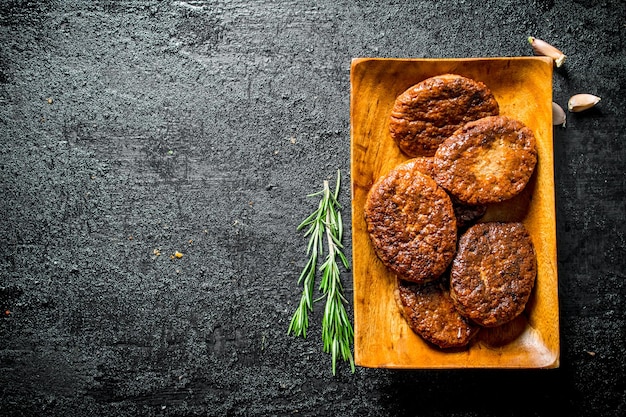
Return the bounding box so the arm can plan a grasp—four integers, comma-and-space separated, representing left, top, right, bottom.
1, 1, 624, 416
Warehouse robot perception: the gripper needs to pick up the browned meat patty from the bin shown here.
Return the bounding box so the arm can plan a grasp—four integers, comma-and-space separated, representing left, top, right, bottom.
364, 159, 457, 283
449, 222, 537, 328
389, 74, 499, 157
409, 156, 486, 229
408, 156, 436, 177
452, 200, 487, 230
395, 278, 480, 349
433, 115, 538, 205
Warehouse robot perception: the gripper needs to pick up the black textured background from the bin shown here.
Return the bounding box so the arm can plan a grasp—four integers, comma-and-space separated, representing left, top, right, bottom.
1, 1, 624, 416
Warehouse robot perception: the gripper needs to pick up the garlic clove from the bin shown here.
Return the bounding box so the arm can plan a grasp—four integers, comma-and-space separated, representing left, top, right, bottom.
552, 102, 566, 127
528, 36, 567, 67
567, 94, 601, 112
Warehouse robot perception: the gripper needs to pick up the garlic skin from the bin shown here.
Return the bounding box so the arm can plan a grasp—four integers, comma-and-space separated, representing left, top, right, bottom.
567, 94, 601, 112
528, 36, 567, 67
552, 102, 566, 127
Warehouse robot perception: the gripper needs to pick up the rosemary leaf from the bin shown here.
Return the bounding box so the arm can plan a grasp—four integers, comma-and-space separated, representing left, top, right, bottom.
287, 170, 355, 375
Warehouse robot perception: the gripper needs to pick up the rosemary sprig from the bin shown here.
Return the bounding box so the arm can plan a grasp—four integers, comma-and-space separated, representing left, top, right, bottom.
288, 170, 354, 375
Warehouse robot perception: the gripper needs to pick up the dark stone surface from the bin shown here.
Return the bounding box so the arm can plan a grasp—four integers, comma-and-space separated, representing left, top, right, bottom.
1, 1, 624, 416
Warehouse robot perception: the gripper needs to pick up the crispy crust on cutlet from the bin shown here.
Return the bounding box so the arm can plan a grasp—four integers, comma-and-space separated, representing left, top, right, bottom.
433, 115, 538, 205
364, 160, 457, 283
451, 199, 487, 230
410, 157, 486, 229
449, 222, 537, 328
395, 278, 480, 349
389, 74, 499, 157
408, 156, 436, 177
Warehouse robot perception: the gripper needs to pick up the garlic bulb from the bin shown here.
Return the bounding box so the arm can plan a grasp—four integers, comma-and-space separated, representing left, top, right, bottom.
567, 94, 601, 112
528, 37, 567, 67
552, 102, 566, 127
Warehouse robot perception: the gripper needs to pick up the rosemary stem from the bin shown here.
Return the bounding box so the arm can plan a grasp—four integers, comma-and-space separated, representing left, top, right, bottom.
288, 170, 354, 375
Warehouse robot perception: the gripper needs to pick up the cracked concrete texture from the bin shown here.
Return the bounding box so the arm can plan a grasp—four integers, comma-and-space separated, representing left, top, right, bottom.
1, 1, 625, 416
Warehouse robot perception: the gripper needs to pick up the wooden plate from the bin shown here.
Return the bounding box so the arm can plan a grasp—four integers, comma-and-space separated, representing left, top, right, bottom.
350, 57, 559, 369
